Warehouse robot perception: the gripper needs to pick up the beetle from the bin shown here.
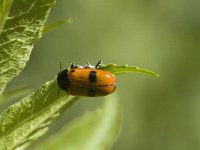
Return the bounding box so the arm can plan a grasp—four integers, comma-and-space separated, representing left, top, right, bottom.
57, 60, 116, 97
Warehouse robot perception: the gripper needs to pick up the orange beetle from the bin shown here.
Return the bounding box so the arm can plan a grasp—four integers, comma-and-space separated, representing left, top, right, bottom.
57, 60, 116, 97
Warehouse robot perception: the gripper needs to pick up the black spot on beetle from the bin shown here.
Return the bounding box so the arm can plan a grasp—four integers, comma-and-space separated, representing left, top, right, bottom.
89, 71, 97, 82
88, 88, 97, 96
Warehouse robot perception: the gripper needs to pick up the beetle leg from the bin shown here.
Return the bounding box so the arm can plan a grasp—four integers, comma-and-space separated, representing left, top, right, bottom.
70, 63, 75, 69
84, 62, 93, 68
95, 60, 102, 68
59, 61, 62, 73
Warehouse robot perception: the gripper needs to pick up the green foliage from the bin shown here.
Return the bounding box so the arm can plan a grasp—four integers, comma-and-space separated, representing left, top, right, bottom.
0, 0, 159, 150
0, 85, 32, 105
0, 0, 56, 94
0, 80, 77, 150
43, 18, 73, 33
0, 0, 13, 33
100, 64, 159, 77
34, 94, 121, 150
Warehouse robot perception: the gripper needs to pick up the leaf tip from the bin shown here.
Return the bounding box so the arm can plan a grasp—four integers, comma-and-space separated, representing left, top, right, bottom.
151, 72, 160, 77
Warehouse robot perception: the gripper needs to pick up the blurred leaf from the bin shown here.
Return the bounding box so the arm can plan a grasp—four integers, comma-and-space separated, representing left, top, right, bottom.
0, 85, 33, 106
0, 0, 13, 32
34, 94, 121, 150
100, 64, 159, 77
0, 80, 78, 150
43, 18, 73, 33
0, 0, 57, 95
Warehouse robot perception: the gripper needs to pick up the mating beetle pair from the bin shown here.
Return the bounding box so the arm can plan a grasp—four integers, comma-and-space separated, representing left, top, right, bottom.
57, 60, 116, 97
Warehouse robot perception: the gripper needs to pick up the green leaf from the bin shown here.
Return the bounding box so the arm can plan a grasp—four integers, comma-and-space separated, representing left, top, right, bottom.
34, 94, 121, 150
0, 0, 13, 33
0, 0, 57, 94
43, 18, 73, 33
0, 85, 33, 106
0, 80, 78, 150
100, 64, 160, 77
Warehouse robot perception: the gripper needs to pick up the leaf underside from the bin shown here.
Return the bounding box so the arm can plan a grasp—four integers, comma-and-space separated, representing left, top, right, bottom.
34, 94, 121, 150
0, 80, 78, 150
0, 0, 14, 33
0, 85, 32, 106
0, 0, 56, 94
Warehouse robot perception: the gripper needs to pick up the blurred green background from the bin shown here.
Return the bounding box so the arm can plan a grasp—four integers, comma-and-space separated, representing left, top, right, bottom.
7, 0, 200, 150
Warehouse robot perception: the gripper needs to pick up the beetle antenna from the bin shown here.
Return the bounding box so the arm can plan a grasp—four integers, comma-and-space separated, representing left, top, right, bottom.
70, 63, 75, 69
59, 61, 62, 73
95, 60, 102, 68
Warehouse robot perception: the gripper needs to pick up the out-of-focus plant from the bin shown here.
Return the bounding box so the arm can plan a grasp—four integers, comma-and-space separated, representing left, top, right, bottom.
0, 0, 159, 150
